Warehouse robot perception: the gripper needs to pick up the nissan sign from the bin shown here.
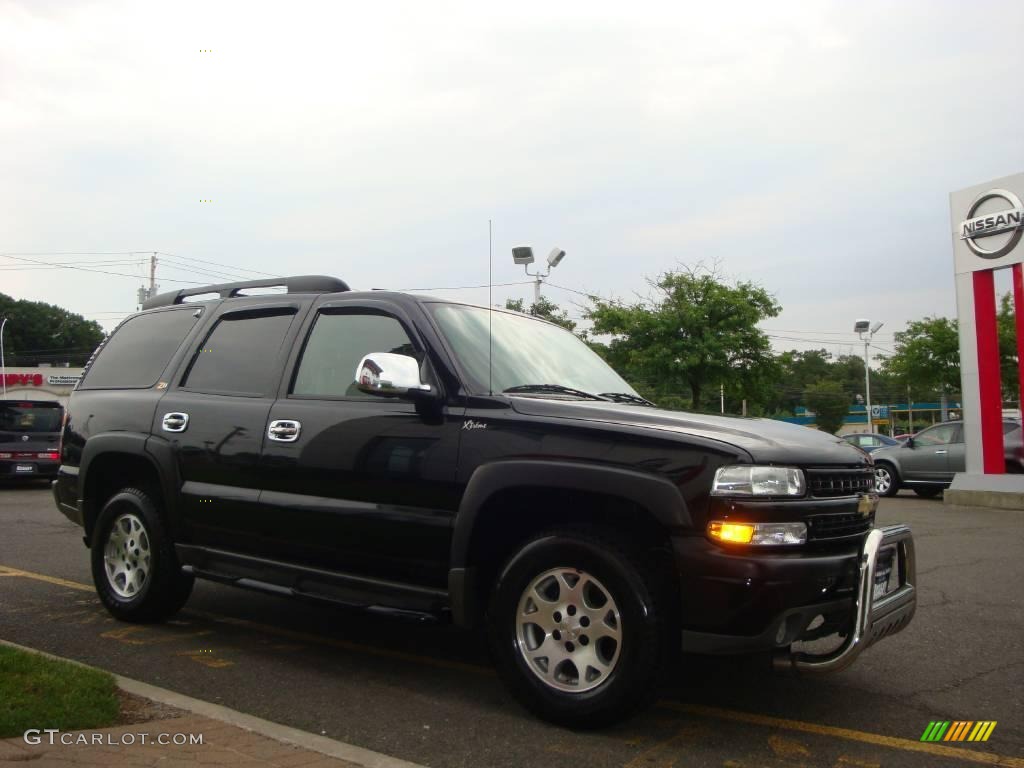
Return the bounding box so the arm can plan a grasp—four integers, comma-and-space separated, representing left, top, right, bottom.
959, 188, 1024, 259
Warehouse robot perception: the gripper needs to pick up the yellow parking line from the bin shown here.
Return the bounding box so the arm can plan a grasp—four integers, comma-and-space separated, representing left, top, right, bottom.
3, 563, 1021, 768
661, 702, 1024, 768
0, 565, 92, 592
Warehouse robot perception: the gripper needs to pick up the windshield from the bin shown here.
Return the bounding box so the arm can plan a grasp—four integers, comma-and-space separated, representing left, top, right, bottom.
430, 304, 637, 397
0, 402, 63, 434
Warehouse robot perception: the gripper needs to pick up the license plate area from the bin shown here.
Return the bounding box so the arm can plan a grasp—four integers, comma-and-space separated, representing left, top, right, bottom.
15, 464, 35, 473
873, 544, 899, 600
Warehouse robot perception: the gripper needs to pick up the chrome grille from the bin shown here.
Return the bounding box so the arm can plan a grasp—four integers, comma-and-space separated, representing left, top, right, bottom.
807, 468, 874, 498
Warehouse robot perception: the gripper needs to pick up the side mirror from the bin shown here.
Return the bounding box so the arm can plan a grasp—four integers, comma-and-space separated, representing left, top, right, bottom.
354, 353, 432, 399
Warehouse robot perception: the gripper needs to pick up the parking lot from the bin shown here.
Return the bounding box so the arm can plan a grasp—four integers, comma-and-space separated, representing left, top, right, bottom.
1, 484, 1021, 768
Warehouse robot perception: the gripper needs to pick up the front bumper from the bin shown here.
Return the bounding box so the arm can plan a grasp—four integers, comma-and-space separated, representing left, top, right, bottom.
773, 524, 916, 672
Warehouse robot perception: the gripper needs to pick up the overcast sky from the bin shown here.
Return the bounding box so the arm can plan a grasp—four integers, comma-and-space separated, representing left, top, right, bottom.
2, 0, 1023, 359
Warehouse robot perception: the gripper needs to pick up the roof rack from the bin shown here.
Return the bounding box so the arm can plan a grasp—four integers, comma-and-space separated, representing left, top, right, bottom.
142, 275, 351, 310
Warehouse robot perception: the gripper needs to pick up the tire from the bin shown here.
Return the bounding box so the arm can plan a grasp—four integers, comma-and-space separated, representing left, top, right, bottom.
913, 486, 942, 499
90, 487, 193, 623
487, 528, 677, 728
874, 463, 900, 497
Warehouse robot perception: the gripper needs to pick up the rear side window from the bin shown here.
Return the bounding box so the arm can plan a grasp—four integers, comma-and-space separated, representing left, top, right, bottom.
183, 310, 295, 395
81, 309, 199, 389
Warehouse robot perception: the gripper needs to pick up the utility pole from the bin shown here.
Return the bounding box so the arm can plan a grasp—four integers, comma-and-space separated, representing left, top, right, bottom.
137, 253, 159, 310
720, 383, 725, 414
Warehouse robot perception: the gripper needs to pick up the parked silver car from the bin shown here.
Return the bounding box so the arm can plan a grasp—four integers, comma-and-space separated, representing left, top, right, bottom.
872, 419, 1022, 497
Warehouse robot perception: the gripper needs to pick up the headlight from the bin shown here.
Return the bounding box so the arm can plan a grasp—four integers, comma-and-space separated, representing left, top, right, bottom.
708, 521, 808, 545
711, 465, 805, 497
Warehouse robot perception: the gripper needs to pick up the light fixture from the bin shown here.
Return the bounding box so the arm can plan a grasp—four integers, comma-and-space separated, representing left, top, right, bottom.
512, 247, 535, 265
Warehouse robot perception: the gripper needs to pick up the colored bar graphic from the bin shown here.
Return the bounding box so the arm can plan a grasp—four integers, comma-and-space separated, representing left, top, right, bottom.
922, 721, 996, 742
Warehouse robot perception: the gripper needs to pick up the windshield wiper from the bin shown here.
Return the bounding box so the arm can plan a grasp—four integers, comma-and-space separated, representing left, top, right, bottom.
502, 384, 609, 401
598, 392, 656, 406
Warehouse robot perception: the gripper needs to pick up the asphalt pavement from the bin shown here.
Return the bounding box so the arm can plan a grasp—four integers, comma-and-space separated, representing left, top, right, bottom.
1, 483, 1021, 768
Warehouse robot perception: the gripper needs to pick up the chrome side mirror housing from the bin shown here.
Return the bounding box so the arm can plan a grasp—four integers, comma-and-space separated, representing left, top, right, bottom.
354, 353, 432, 399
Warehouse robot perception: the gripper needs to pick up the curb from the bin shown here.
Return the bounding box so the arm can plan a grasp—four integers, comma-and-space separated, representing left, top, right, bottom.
0, 638, 427, 768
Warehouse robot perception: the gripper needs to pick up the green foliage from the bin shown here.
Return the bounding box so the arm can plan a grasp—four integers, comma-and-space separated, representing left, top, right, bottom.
504, 296, 578, 333
585, 264, 780, 410
805, 380, 850, 435
0, 646, 119, 738
881, 315, 961, 396
0, 293, 105, 366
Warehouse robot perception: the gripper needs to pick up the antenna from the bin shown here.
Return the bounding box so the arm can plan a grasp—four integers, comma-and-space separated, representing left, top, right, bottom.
493, 218, 497, 393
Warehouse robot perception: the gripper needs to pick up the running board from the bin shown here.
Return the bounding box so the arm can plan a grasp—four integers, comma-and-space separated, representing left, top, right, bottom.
181, 565, 442, 623
176, 544, 448, 621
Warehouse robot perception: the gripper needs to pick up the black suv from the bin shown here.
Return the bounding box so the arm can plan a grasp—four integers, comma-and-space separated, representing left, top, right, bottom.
53, 275, 916, 726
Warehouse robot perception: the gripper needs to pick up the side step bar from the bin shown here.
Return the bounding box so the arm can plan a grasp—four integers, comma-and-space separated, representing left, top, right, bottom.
773, 524, 916, 673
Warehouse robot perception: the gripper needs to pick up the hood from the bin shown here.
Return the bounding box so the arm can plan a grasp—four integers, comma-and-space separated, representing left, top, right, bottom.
508, 398, 870, 467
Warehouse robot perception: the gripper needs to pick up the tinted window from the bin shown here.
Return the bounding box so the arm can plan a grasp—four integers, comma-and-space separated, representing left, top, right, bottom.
82, 309, 199, 389
293, 312, 416, 398
915, 423, 958, 446
0, 403, 63, 433
183, 310, 295, 395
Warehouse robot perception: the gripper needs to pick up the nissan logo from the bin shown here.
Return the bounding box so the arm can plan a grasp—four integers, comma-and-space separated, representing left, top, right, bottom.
959, 188, 1024, 259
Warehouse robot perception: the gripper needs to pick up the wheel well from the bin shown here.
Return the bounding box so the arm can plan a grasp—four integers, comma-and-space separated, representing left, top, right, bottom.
464, 486, 675, 620
82, 452, 162, 543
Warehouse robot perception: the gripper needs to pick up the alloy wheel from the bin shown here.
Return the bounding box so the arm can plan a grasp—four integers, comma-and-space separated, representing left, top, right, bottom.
874, 466, 892, 495
515, 567, 622, 693
103, 513, 152, 599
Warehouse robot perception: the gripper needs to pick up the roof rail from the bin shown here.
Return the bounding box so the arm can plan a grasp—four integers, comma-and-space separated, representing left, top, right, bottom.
142, 275, 351, 310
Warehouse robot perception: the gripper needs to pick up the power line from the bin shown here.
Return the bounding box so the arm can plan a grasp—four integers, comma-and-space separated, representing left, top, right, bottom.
397, 280, 534, 292
0, 254, 203, 284
156, 251, 281, 278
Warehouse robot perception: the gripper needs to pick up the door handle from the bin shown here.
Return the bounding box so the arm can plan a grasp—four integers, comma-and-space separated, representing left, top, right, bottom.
161, 412, 189, 433
934, 450, 948, 455
268, 420, 301, 442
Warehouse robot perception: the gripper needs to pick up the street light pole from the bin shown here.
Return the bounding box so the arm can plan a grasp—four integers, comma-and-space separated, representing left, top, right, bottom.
513, 247, 567, 306
854, 319, 884, 434
863, 336, 872, 434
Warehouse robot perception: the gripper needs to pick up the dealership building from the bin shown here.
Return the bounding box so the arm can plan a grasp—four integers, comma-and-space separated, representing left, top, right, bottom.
1, 366, 84, 406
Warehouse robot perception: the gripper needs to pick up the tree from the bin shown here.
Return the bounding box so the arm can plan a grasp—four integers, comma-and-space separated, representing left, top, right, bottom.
504, 296, 578, 333
0, 293, 105, 366
881, 316, 961, 398
586, 264, 780, 410
805, 380, 849, 435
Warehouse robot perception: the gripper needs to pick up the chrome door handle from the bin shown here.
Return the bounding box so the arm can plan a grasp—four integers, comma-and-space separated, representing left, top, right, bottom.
162, 412, 189, 433
268, 420, 301, 442
934, 450, 948, 454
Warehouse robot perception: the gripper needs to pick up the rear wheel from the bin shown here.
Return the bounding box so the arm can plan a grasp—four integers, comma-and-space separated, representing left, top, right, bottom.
487, 529, 676, 728
90, 487, 193, 622
874, 463, 900, 497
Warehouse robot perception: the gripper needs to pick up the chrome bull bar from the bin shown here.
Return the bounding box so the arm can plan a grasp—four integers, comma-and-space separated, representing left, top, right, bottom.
773, 524, 916, 673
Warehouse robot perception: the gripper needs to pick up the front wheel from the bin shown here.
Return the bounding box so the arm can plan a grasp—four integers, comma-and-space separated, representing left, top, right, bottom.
487, 529, 676, 728
874, 463, 900, 497
90, 487, 193, 623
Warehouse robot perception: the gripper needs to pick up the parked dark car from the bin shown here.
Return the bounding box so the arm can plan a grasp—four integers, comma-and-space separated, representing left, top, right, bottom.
53, 276, 916, 727
0, 400, 63, 482
872, 418, 1021, 496
842, 433, 902, 453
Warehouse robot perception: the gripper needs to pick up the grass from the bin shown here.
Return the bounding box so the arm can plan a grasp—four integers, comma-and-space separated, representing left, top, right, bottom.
0, 645, 120, 738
